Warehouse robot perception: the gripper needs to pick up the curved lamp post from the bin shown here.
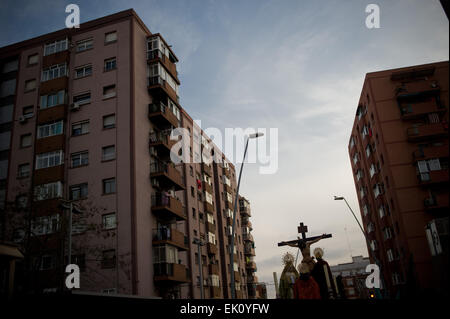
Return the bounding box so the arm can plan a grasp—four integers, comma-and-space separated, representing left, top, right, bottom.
229, 132, 263, 299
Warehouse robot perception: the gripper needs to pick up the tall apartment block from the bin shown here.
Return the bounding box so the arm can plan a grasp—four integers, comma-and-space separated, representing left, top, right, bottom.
348, 61, 449, 298
0, 9, 257, 299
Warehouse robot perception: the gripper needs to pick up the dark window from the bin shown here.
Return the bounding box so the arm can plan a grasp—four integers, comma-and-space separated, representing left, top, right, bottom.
70, 183, 88, 200
103, 178, 116, 194
101, 250, 116, 268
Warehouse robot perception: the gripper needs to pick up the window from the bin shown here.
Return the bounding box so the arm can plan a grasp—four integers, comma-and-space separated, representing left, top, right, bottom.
2, 60, 18, 73
383, 227, 393, 240
105, 32, 117, 43
70, 183, 88, 200
16, 194, 28, 209
72, 121, 89, 136
18, 163, 30, 178
103, 178, 116, 194
103, 114, 115, 129
103, 213, 116, 230
102, 145, 115, 161
28, 54, 39, 65
40, 90, 66, 109
73, 92, 91, 105
20, 134, 32, 148
363, 204, 369, 216
104, 58, 116, 71
103, 85, 116, 99
76, 38, 93, 52
74, 64, 92, 78
31, 214, 60, 236
101, 250, 116, 268
71, 151, 88, 168
191, 186, 195, 197
378, 205, 386, 218
22, 105, 34, 119
44, 38, 68, 56
0, 79, 16, 97
34, 181, 62, 201
387, 249, 394, 262
369, 163, 377, 178
37, 121, 63, 139
36, 150, 64, 169
208, 232, 216, 245
41, 63, 67, 82
24, 79, 36, 92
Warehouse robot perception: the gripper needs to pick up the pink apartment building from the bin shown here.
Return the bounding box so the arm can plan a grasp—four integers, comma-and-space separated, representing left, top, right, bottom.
0, 9, 259, 299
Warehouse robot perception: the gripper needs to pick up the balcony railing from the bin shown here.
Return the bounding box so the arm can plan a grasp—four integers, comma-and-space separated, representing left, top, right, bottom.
148, 101, 179, 128
407, 123, 448, 141
150, 161, 184, 190
152, 227, 188, 250
151, 192, 185, 220
149, 130, 176, 154
424, 194, 449, 210
413, 144, 449, 160
154, 262, 188, 282
418, 169, 449, 185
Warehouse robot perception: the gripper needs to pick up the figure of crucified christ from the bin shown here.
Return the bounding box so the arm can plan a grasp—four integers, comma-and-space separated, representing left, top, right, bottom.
288, 234, 326, 272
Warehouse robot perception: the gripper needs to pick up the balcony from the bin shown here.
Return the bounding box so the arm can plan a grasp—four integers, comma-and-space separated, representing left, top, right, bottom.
203, 181, 213, 194
243, 233, 254, 242
407, 123, 448, 142
202, 163, 212, 176
149, 130, 176, 157
207, 243, 218, 255
246, 261, 257, 271
236, 291, 243, 299
204, 201, 214, 214
223, 183, 232, 194
151, 193, 185, 221
150, 161, 184, 190
205, 221, 215, 233
396, 81, 440, 99
147, 76, 179, 106
424, 194, 449, 211
147, 49, 179, 84
399, 101, 446, 120
244, 245, 255, 256
240, 206, 251, 217
152, 227, 188, 250
148, 102, 179, 128
210, 286, 221, 298
154, 262, 189, 283
208, 263, 220, 275
413, 144, 449, 161
418, 169, 449, 185
234, 271, 241, 282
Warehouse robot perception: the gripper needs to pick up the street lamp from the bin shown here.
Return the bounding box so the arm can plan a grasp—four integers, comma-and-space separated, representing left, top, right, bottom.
333, 195, 385, 298
192, 238, 205, 299
59, 199, 82, 265
230, 132, 264, 299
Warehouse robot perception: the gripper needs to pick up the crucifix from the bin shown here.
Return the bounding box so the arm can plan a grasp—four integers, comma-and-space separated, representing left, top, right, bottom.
278, 222, 332, 271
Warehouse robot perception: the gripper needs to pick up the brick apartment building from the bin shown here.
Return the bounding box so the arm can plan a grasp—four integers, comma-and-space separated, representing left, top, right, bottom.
348, 61, 449, 298
330, 255, 370, 299
0, 9, 259, 299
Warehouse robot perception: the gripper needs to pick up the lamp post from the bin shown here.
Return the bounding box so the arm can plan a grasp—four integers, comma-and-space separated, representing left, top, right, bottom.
230, 132, 263, 299
333, 195, 385, 298
192, 238, 205, 299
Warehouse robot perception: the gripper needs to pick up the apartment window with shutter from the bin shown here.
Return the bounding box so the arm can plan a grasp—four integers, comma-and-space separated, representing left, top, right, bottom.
104, 58, 116, 71
20, 134, 32, 148
28, 54, 39, 66
103, 178, 116, 194
103, 85, 116, 99
103, 114, 115, 129
74, 64, 92, 78
17, 163, 30, 178
24, 79, 36, 92
71, 151, 88, 168
105, 32, 117, 44
102, 145, 115, 161
72, 120, 89, 136
102, 213, 116, 230
76, 38, 93, 52
73, 92, 91, 105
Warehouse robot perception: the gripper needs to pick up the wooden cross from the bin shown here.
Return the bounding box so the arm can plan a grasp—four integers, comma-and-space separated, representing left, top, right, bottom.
278, 222, 332, 247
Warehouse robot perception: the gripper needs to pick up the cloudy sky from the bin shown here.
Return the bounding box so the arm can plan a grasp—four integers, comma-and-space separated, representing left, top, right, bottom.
1, 0, 448, 298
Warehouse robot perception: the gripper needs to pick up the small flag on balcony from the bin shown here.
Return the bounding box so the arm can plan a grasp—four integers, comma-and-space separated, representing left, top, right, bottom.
197, 179, 202, 190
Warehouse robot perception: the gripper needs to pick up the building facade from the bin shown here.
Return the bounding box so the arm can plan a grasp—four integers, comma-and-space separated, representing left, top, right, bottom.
348, 61, 449, 298
330, 255, 370, 299
0, 9, 256, 299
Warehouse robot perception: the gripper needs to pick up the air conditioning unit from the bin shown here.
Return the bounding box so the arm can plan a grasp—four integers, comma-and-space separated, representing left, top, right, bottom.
18, 116, 26, 123
70, 102, 80, 111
